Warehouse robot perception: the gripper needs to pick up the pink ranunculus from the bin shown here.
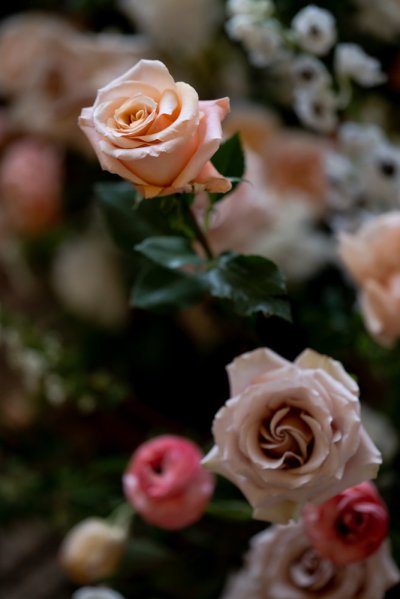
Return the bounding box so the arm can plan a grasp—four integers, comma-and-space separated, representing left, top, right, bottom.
123, 435, 215, 529
303, 481, 389, 565
202, 347, 381, 524
0, 137, 62, 234
79, 59, 231, 199
338, 211, 400, 347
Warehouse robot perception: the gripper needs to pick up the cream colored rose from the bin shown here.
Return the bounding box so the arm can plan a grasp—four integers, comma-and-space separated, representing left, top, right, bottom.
79, 60, 231, 198
221, 521, 400, 599
59, 518, 127, 584
338, 212, 400, 347
202, 347, 381, 524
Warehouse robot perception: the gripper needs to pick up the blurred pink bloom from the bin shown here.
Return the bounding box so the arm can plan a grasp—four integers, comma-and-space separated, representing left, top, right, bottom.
303, 481, 389, 565
338, 211, 400, 346
0, 137, 62, 234
123, 435, 215, 529
0, 13, 151, 152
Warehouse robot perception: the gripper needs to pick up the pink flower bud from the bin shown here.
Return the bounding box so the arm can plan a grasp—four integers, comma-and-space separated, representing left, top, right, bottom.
0, 137, 62, 234
303, 481, 389, 565
123, 435, 215, 530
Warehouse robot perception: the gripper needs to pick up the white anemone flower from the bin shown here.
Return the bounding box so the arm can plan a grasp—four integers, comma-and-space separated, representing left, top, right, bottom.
335, 44, 386, 87
291, 5, 336, 56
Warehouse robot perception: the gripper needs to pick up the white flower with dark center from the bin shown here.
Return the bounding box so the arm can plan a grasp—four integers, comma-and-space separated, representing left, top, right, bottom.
291, 55, 331, 91
335, 44, 386, 87
338, 122, 384, 157
294, 86, 337, 133
291, 5, 336, 56
361, 143, 400, 204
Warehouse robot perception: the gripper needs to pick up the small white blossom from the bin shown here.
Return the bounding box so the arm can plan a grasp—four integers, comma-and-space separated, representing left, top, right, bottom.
245, 20, 283, 67
361, 143, 400, 204
338, 122, 384, 157
227, 0, 274, 20
335, 43, 386, 87
324, 151, 360, 212
291, 5, 336, 56
294, 85, 338, 133
44, 373, 67, 406
9, 348, 46, 393
291, 54, 331, 91
225, 13, 257, 41
73, 588, 125, 599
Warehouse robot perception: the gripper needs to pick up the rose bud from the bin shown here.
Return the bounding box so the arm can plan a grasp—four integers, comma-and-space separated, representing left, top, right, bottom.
123, 435, 215, 530
79, 59, 231, 198
59, 518, 127, 584
0, 137, 62, 234
303, 481, 389, 565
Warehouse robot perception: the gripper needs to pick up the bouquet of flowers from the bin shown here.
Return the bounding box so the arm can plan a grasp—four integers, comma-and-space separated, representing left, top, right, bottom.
1, 1, 400, 598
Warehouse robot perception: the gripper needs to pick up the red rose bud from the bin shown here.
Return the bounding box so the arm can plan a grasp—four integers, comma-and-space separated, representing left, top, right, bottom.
303, 481, 389, 565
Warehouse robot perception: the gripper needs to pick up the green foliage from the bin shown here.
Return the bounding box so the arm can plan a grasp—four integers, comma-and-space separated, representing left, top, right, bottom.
204, 252, 291, 321
131, 262, 208, 312
209, 133, 245, 203
135, 236, 202, 269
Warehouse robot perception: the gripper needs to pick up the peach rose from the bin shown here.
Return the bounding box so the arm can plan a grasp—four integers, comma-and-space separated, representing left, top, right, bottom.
202, 347, 381, 524
221, 521, 400, 599
123, 435, 215, 529
79, 60, 231, 198
303, 481, 389, 565
338, 211, 400, 347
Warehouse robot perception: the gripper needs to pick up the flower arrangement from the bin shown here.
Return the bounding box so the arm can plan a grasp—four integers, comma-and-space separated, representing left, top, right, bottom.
1, 2, 400, 599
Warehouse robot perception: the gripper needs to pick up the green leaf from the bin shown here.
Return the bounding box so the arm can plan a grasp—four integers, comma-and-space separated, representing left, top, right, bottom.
135, 236, 203, 269
131, 262, 207, 312
203, 252, 291, 320
206, 500, 253, 521
209, 133, 245, 203
96, 182, 175, 252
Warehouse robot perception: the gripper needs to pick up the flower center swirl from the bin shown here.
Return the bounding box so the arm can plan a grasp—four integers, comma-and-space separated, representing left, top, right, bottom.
290, 548, 336, 592
258, 406, 314, 469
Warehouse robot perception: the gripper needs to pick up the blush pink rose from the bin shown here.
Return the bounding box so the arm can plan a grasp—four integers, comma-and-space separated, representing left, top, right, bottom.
202, 347, 381, 524
123, 435, 215, 529
303, 481, 389, 565
79, 59, 231, 198
338, 212, 400, 347
0, 137, 62, 234
221, 521, 400, 599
